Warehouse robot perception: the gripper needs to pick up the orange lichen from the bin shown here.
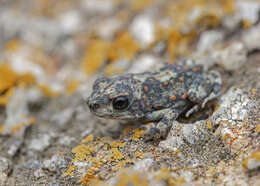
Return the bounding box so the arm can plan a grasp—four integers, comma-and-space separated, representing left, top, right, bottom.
37, 84, 60, 97
110, 141, 125, 148
222, 133, 235, 145
0, 125, 6, 134
167, 29, 182, 58
223, 0, 235, 13
0, 63, 18, 93
195, 13, 221, 28
154, 168, 185, 186
11, 122, 25, 133
255, 124, 260, 133
0, 88, 14, 106
135, 152, 146, 159
109, 148, 125, 161
18, 73, 36, 87
123, 126, 132, 135
66, 80, 79, 96
214, 105, 220, 112
242, 151, 260, 169
10, 117, 35, 133
108, 31, 140, 61
62, 165, 76, 177
115, 171, 149, 186
251, 88, 257, 96
112, 159, 132, 171
206, 120, 212, 129
81, 39, 110, 75
5, 39, 21, 52
131, 128, 145, 141
29, 117, 36, 125
131, 0, 154, 11
242, 20, 252, 29
104, 63, 127, 76
81, 135, 94, 143
80, 168, 98, 185
71, 144, 92, 161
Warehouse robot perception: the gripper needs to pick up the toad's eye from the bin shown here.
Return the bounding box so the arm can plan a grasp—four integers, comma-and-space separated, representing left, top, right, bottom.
112, 96, 129, 110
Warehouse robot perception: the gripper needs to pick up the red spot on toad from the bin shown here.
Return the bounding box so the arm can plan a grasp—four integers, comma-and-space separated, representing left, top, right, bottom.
193, 67, 198, 72
170, 96, 176, 101
182, 93, 187, 99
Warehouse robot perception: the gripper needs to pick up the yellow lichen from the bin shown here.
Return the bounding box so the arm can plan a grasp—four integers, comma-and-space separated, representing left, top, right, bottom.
11, 122, 26, 133
29, 117, 36, 125
242, 20, 252, 29
37, 84, 60, 97
0, 88, 14, 106
109, 148, 125, 161
18, 73, 36, 85
131, 0, 154, 11
108, 31, 140, 61
72, 144, 92, 161
251, 88, 257, 96
135, 152, 146, 159
5, 39, 21, 52
0, 125, 6, 134
154, 168, 185, 186
81, 39, 110, 75
131, 128, 145, 141
222, 133, 233, 144
80, 168, 98, 185
10, 117, 35, 133
255, 124, 260, 133
206, 120, 212, 129
66, 80, 79, 96
110, 141, 125, 148
81, 135, 94, 143
115, 171, 149, 186
0, 63, 18, 93
123, 126, 132, 135
62, 165, 76, 177
251, 152, 260, 160
242, 152, 260, 168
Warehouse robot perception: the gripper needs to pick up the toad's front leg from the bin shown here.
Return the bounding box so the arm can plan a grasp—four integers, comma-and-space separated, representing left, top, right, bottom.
142, 109, 180, 141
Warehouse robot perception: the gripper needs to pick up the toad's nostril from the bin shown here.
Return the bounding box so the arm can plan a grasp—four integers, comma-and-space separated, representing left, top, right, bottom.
89, 103, 100, 111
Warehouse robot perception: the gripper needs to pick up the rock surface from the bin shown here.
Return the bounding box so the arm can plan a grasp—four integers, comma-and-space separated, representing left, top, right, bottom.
0, 0, 259, 185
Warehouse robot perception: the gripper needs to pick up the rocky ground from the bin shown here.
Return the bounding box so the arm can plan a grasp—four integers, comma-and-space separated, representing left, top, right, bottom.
0, 0, 259, 185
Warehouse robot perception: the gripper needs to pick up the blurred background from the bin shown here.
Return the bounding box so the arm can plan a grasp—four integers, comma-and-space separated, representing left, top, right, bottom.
0, 0, 254, 100
0, 0, 260, 185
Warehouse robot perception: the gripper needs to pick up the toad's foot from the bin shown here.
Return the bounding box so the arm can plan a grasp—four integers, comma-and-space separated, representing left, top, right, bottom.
142, 110, 179, 141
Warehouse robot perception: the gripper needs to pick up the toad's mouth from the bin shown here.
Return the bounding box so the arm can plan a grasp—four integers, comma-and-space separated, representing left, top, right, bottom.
91, 111, 144, 121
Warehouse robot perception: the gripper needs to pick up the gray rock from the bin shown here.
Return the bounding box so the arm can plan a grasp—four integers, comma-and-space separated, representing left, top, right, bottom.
130, 15, 155, 47
212, 41, 247, 70
0, 157, 12, 185
28, 134, 52, 152
42, 154, 67, 172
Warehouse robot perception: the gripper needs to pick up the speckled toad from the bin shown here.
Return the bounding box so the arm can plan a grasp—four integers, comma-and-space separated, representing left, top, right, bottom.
86, 59, 222, 140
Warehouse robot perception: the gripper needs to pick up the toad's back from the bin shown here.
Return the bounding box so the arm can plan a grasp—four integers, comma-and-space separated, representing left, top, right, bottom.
129, 62, 204, 113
